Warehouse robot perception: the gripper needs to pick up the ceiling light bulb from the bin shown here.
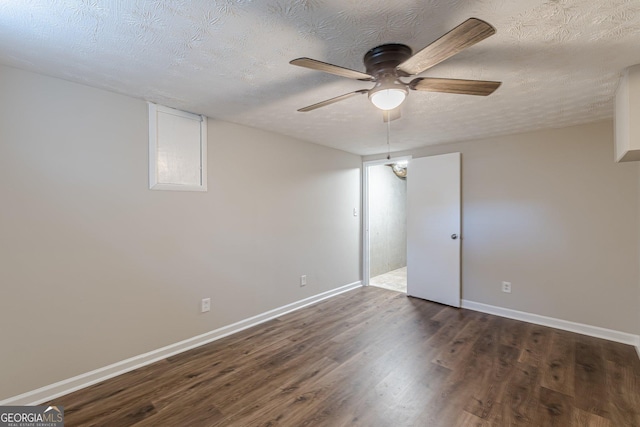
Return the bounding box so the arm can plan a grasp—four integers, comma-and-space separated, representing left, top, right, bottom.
370, 88, 407, 110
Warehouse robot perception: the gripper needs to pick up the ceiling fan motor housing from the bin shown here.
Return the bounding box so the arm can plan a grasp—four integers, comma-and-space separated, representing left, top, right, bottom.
363, 43, 413, 79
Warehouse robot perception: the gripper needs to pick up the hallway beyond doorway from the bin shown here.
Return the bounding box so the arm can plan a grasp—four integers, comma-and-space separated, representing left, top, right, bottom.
370, 266, 406, 293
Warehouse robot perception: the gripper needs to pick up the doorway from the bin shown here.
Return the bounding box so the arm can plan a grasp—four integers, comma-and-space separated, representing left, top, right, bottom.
363, 153, 462, 307
363, 156, 411, 293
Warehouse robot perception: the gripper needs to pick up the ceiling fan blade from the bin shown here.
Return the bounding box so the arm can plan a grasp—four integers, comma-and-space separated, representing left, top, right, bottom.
383, 107, 402, 122
290, 58, 373, 81
410, 77, 501, 96
397, 18, 496, 76
298, 90, 368, 112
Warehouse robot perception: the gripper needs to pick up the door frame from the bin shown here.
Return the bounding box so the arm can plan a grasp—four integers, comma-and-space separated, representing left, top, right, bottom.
362, 155, 412, 286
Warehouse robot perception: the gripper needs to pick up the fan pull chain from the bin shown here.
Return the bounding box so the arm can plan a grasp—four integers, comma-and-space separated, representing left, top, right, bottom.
386, 118, 391, 160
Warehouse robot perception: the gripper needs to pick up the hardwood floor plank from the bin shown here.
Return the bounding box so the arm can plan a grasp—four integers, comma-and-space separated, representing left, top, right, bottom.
422, 305, 478, 351
301, 302, 455, 426
455, 410, 492, 426
574, 336, 609, 418
518, 324, 552, 367
213, 292, 415, 426
208, 356, 341, 426
141, 329, 307, 419
207, 303, 393, 418
460, 317, 520, 423
465, 343, 519, 420
331, 336, 452, 426
540, 330, 575, 396
46, 287, 640, 427
431, 313, 488, 369
498, 316, 529, 349
53, 358, 170, 421
258, 349, 387, 426
347, 311, 456, 426
135, 398, 224, 427
605, 360, 640, 427
57, 358, 222, 426
603, 340, 640, 371
571, 408, 612, 427
414, 330, 497, 426
500, 363, 540, 425
327, 295, 417, 363
536, 386, 573, 427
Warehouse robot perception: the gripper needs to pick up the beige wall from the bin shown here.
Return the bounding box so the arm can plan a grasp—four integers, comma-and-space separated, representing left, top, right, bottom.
365, 121, 640, 335
0, 65, 361, 400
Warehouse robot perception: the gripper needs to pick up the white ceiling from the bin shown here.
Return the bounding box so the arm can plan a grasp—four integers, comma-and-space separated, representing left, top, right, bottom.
1, 1, 640, 156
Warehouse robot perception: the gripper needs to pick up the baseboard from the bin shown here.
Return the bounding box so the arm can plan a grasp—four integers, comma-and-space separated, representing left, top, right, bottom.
0, 281, 363, 406
462, 300, 640, 350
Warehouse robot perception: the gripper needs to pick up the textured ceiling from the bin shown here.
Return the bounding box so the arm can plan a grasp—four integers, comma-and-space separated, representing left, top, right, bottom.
1, 0, 640, 155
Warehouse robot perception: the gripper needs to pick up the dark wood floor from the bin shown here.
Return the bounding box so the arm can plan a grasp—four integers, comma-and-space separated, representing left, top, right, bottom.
49, 286, 640, 426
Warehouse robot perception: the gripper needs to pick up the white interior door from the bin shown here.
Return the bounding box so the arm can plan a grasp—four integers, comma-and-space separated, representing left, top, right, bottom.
407, 152, 461, 307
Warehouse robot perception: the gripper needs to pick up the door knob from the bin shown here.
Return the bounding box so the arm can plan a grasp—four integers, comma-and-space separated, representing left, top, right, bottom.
451, 234, 458, 240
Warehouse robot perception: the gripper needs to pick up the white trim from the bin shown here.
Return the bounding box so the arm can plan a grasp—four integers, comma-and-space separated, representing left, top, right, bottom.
462, 300, 640, 349
0, 281, 363, 406
361, 155, 412, 286
362, 165, 369, 286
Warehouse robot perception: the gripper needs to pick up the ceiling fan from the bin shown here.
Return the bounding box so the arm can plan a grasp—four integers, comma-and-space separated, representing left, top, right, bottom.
290, 18, 501, 121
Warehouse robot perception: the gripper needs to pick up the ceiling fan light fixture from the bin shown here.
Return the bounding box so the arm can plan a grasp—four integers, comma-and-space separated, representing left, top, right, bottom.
391, 163, 408, 179
385, 160, 409, 179
369, 87, 407, 110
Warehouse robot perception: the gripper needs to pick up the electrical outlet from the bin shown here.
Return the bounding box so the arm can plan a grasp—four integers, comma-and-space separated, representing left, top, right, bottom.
201, 298, 211, 313
300, 275, 307, 287
502, 282, 512, 293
